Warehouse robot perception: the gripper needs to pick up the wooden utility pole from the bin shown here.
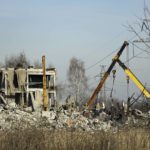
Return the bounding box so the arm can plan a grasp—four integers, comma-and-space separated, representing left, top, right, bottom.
99, 65, 106, 102
42, 56, 48, 111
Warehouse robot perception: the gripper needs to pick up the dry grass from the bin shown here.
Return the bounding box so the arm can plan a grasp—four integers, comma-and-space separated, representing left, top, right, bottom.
0, 127, 150, 150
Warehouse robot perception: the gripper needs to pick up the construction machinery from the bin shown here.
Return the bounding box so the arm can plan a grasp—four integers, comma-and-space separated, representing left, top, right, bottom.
86, 41, 129, 108
86, 41, 150, 108
116, 59, 150, 99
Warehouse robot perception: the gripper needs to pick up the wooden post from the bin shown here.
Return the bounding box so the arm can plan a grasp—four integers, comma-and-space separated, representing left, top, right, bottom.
42, 56, 48, 111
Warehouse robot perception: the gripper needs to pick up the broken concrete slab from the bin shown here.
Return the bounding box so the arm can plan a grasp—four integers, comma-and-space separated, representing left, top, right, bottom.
42, 111, 50, 118
0, 94, 6, 105
1, 99, 150, 132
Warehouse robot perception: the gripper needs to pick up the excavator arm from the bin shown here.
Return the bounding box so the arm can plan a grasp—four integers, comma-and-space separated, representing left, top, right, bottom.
86, 41, 129, 108
117, 59, 150, 99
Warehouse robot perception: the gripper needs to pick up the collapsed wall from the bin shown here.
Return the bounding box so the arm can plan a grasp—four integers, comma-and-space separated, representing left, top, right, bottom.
0, 67, 56, 111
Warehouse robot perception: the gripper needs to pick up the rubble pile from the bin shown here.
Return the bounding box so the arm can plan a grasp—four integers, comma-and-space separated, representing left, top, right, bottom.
1, 100, 150, 132
0, 103, 113, 132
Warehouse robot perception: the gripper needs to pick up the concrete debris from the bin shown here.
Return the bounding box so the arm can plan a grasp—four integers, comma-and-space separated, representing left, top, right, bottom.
0, 103, 114, 132
0, 100, 150, 132
98, 112, 109, 121
133, 109, 149, 118
8, 101, 17, 108
0, 68, 57, 110
0, 94, 6, 105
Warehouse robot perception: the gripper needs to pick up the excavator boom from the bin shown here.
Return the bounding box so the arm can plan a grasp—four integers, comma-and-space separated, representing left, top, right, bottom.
86, 41, 150, 109
86, 41, 129, 108
117, 59, 150, 99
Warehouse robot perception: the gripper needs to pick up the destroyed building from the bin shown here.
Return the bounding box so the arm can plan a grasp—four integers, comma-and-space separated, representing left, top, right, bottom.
0, 67, 56, 110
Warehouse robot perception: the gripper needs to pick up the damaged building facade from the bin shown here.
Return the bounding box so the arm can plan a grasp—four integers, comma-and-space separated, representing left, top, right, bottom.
0, 67, 56, 110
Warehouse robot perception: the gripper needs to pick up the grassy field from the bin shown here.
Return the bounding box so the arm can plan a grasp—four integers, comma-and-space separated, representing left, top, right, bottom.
0, 127, 150, 150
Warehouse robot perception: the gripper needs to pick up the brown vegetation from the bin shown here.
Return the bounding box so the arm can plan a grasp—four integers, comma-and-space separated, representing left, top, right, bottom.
0, 127, 150, 150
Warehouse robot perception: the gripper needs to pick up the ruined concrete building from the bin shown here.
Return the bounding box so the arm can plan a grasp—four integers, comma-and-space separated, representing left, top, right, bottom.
0, 67, 56, 110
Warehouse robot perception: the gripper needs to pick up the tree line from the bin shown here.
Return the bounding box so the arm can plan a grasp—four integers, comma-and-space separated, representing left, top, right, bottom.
0, 52, 89, 104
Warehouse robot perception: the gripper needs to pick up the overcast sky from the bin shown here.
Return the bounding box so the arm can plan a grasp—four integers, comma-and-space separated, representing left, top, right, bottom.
0, 0, 150, 100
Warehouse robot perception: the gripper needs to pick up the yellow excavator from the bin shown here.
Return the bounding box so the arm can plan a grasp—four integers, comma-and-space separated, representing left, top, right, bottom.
86, 41, 150, 108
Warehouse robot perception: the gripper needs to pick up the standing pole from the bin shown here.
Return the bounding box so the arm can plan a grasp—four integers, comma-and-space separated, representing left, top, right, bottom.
42, 56, 48, 111
99, 65, 106, 102
126, 45, 130, 99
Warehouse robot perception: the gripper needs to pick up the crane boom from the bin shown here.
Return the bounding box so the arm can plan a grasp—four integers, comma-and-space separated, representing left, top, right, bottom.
117, 59, 150, 99
86, 41, 129, 108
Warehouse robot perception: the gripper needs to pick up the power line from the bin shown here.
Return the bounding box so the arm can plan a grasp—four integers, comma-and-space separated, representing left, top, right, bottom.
129, 41, 150, 55
87, 41, 150, 91
128, 24, 150, 49
86, 40, 145, 84
86, 31, 142, 71
136, 56, 150, 59
85, 49, 117, 70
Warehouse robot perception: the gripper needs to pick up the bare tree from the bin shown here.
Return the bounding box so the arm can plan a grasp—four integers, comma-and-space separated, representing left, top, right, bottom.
56, 82, 66, 102
33, 58, 55, 69
127, 1, 150, 49
0, 62, 3, 68
67, 57, 88, 104
48, 63, 55, 69
34, 59, 42, 68
5, 52, 30, 68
